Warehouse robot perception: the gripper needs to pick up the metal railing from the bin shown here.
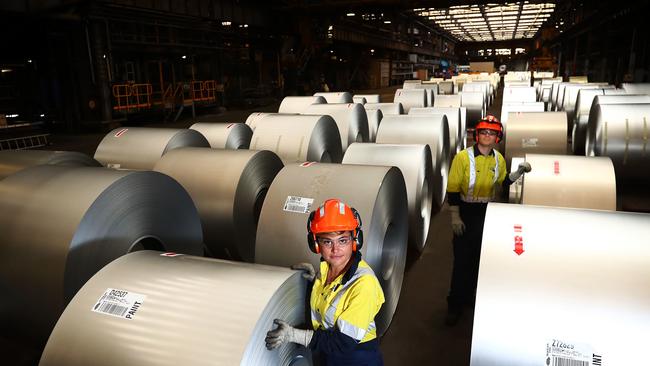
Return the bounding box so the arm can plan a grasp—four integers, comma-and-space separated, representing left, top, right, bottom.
0, 134, 49, 150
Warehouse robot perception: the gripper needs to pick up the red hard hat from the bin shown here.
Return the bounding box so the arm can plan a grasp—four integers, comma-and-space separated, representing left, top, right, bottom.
476, 114, 502, 132
309, 199, 359, 234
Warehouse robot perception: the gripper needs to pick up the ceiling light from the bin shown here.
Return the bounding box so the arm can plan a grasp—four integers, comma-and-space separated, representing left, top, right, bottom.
347, 13, 355, 16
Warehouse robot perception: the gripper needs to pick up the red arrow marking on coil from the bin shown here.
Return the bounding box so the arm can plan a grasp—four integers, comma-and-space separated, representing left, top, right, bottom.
514, 242, 525, 256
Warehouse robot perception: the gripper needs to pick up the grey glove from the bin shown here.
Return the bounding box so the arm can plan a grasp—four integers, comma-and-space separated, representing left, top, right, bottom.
291, 262, 316, 282
265, 319, 314, 350
508, 161, 532, 182
449, 205, 465, 236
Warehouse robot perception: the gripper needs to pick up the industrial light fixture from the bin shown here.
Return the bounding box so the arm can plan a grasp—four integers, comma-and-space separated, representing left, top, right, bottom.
1, 69, 12, 73
347, 12, 355, 17
221, 21, 232, 26
413, 2, 555, 41
384, 20, 391, 24
181, 55, 187, 59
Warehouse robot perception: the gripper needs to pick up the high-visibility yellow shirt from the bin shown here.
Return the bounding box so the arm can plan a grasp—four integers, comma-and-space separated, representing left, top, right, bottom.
310, 259, 384, 343
447, 145, 507, 202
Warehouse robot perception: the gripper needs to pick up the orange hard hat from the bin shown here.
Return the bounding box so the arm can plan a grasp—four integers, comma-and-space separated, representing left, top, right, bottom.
474, 114, 503, 142
307, 199, 363, 253
309, 199, 359, 234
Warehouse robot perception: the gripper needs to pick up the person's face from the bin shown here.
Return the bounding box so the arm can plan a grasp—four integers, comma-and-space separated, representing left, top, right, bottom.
317, 231, 354, 269
477, 128, 498, 146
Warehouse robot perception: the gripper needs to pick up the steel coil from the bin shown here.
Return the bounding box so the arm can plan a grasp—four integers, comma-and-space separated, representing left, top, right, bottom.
504, 112, 567, 163
409, 107, 462, 155
500, 102, 545, 124
364, 102, 403, 115
550, 82, 571, 111
560, 84, 608, 121
460, 91, 485, 128
586, 103, 650, 183
507, 157, 525, 204
375, 114, 450, 208
621, 82, 650, 95
365, 108, 383, 142
0, 150, 100, 179
393, 89, 427, 113
434, 94, 461, 108
572, 89, 616, 154
568, 75, 588, 83
354, 94, 381, 103
343, 143, 434, 253
94, 128, 209, 170
519, 154, 616, 210
471, 203, 650, 366
278, 96, 327, 113
502, 86, 537, 104
0, 166, 203, 345
313, 92, 352, 103
248, 114, 342, 164
464, 81, 490, 106
153, 148, 284, 261
438, 81, 454, 95
255, 163, 408, 335
40, 251, 310, 366
302, 103, 369, 152
402, 80, 422, 89
245, 112, 280, 131
352, 96, 367, 104
583, 95, 650, 157
190, 122, 253, 149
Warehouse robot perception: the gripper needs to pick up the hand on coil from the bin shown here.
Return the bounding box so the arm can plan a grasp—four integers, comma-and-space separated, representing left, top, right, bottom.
508, 162, 532, 182
291, 262, 316, 282
449, 205, 465, 236
265, 319, 314, 350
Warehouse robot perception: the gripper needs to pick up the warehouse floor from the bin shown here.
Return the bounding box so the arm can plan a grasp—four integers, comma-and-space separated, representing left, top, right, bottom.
5, 83, 646, 365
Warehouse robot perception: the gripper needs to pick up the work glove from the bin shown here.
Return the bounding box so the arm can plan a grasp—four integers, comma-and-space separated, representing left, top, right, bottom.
449, 205, 465, 236
508, 161, 532, 182
291, 262, 316, 282
265, 319, 314, 350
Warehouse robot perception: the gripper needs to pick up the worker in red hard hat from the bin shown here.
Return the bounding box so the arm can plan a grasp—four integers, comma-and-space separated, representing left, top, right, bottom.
445, 114, 531, 326
265, 198, 385, 365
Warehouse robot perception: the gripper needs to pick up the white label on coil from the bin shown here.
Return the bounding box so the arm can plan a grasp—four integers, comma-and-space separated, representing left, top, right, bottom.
92, 288, 146, 320
545, 338, 601, 366
283, 196, 314, 214
521, 137, 538, 148
106, 163, 121, 169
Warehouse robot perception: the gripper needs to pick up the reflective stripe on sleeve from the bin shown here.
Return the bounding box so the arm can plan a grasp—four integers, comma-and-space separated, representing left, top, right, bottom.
337, 318, 367, 342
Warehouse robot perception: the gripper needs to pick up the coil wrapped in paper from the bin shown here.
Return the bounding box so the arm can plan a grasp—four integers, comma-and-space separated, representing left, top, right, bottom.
352, 96, 367, 104
409, 107, 461, 156
313, 92, 352, 103
190, 122, 253, 149
343, 143, 434, 253
517, 154, 616, 210
504, 112, 567, 163
560, 83, 608, 121
278, 96, 327, 113
255, 163, 408, 335
0, 150, 100, 179
402, 80, 422, 89
435, 94, 461, 108
471, 203, 650, 366
586, 103, 650, 184
245, 112, 281, 132
40, 251, 310, 366
364, 102, 403, 115
460, 91, 485, 127
0, 166, 204, 345
463, 82, 490, 107
248, 114, 342, 164
393, 89, 427, 113
302, 103, 369, 152
354, 94, 381, 103
376, 114, 449, 208
94, 127, 209, 170
154, 148, 284, 261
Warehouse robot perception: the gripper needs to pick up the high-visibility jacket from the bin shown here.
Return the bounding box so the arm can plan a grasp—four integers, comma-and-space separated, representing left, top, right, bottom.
310, 258, 384, 344
447, 145, 507, 203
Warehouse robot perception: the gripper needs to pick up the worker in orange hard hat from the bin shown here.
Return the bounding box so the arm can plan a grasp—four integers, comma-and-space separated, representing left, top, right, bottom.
445, 114, 531, 326
265, 198, 385, 365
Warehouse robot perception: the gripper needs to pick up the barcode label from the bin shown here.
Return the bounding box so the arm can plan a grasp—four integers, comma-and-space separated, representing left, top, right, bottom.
283, 196, 314, 214
546, 339, 597, 366
92, 288, 146, 320
552, 357, 589, 366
